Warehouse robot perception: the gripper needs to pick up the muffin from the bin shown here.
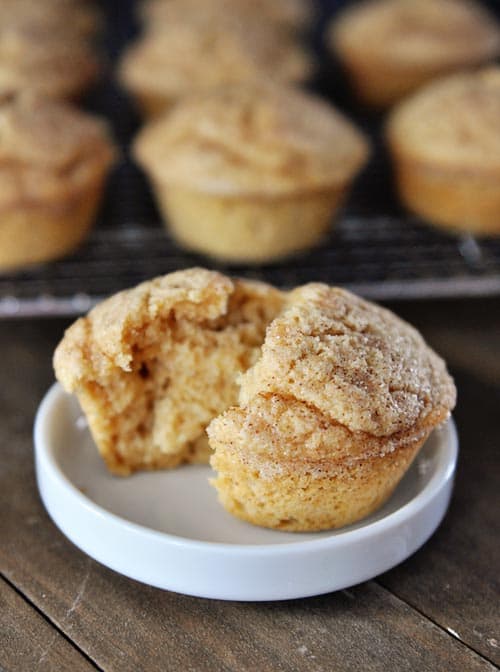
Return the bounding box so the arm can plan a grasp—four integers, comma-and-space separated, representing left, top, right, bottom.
0, 94, 115, 272
208, 284, 456, 532
53, 269, 286, 475
0, 0, 101, 39
134, 82, 370, 263
139, 0, 315, 35
0, 24, 99, 100
386, 67, 500, 236
118, 17, 314, 118
328, 0, 500, 108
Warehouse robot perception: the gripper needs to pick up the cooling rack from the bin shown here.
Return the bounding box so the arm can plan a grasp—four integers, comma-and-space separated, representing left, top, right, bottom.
1, 0, 499, 317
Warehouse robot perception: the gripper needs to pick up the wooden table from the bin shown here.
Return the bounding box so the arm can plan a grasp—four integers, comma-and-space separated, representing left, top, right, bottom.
1, 297, 499, 672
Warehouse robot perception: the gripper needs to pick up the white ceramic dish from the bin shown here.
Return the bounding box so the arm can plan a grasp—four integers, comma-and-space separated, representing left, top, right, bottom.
34, 384, 458, 601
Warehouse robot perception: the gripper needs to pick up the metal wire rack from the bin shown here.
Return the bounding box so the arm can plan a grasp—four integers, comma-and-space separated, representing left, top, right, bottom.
1, 0, 499, 318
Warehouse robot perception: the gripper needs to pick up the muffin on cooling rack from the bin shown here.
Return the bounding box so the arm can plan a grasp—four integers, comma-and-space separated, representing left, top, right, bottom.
0, 24, 99, 100
118, 16, 314, 118
327, 0, 500, 108
0, 0, 101, 39
208, 283, 456, 532
133, 82, 370, 263
54, 269, 286, 475
139, 0, 315, 35
386, 67, 500, 236
0, 94, 115, 272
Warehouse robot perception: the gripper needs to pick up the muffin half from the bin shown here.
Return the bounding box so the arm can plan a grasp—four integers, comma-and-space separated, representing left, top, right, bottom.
0, 94, 115, 271
328, 0, 500, 108
386, 67, 500, 236
53, 269, 286, 475
208, 284, 456, 531
134, 82, 370, 263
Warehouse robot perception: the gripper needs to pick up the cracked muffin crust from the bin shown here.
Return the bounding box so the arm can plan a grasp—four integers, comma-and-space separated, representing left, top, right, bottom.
328, 0, 500, 108
208, 284, 456, 531
387, 67, 500, 235
134, 82, 369, 262
54, 269, 286, 475
0, 94, 115, 271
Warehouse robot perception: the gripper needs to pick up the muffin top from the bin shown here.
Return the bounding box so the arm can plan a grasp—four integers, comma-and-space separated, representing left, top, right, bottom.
140, 0, 314, 33
0, 94, 115, 205
329, 0, 500, 68
134, 83, 370, 196
0, 24, 99, 99
0, 0, 100, 38
387, 67, 500, 170
239, 284, 456, 437
119, 18, 314, 101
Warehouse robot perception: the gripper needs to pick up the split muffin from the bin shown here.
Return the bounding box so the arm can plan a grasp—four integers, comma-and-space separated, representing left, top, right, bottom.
118, 17, 314, 118
53, 269, 286, 475
134, 82, 370, 263
208, 283, 456, 531
139, 0, 315, 35
328, 0, 500, 108
386, 67, 500, 236
0, 94, 115, 272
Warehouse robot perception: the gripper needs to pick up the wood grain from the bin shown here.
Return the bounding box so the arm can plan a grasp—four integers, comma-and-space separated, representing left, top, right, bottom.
0, 578, 97, 672
0, 303, 499, 672
379, 371, 500, 666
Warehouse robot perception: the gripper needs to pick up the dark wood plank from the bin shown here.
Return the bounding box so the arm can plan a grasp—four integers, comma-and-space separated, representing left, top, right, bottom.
378, 369, 500, 666
379, 299, 500, 664
0, 309, 498, 672
0, 577, 97, 672
1, 535, 496, 672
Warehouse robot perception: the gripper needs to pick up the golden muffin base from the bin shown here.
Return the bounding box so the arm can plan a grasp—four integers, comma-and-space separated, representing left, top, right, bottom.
210, 437, 423, 532
208, 391, 439, 532
0, 178, 105, 272
157, 185, 345, 263
392, 157, 500, 236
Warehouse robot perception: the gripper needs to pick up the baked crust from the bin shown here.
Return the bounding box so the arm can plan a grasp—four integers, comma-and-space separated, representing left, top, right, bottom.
0, 24, 99, 100
239, 284, 456, 435
54, 269, 286, 475
0, 94, 115, 270
387, 68, 500, 234
134, 82, 369, 197
0, 94, 115, 208
328, 0, 500, 107
208, 284, 456, 531
119, 19, 314, 116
